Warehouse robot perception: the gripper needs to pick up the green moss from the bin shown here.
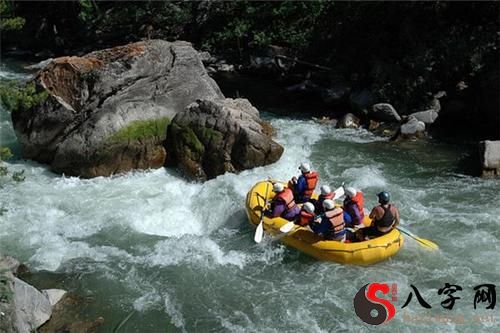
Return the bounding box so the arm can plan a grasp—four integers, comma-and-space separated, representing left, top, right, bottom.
180, 126, 204, 154
196, 127, 223, 147
109, 117, 170, 143
0, 82, 49, 112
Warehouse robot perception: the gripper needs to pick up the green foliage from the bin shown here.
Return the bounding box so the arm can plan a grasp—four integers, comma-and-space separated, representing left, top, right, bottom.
0, 0, 25, 31
78, 0, 97, 23
109, 117, 171, 143
209, 1, 327, 54
0, 82, 49, 113
0, 147, 25, 185
0, 147, 12, 161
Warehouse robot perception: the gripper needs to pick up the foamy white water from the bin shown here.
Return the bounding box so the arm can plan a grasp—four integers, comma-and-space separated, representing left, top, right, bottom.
1, 62, 499, 332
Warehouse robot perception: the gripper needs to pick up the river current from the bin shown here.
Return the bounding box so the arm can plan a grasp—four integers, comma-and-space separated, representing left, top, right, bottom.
0, 61, 499, 332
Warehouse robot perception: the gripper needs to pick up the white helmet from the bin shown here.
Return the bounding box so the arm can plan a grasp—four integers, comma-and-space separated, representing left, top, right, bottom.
303, 202, 315, 214
320, 185, 331, 195
323, 199, 335, 211
345, 187, 357, 198
272, 183, 284, 193
298, 162, 311, 173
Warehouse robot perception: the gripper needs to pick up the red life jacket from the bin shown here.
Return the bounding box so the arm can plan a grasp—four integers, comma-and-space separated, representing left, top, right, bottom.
276, 188, 296, 210
303, 171, 319, 198
297, 210, 314, 226
349, 192, 365, 219
325, 207, 344, 232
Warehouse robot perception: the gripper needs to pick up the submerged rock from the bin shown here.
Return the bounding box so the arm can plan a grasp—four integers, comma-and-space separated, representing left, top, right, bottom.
167, 98, 284, 180
12, 40, 223, 178
39, 293, 104, 333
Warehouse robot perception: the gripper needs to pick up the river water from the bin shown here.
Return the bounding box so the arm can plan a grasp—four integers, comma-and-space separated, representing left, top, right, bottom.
1, 61, 499, 332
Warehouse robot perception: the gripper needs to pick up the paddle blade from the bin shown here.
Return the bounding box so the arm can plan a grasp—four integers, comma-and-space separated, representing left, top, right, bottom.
397, 227, 439, 250
414, 237, 439, 250
254, 221, 264, 243
332, 185, 345, 199
279, 222, 295, 233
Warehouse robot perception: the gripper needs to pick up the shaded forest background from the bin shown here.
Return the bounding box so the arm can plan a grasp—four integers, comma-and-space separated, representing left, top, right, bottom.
1, 0, 499, 139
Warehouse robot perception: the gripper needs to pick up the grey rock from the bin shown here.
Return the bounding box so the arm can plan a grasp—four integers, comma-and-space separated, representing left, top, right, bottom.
479, 140, 500, 177
24, 58, 54, 70
42, 289, 67, 307
168, 98, 284, 180
12, 40, 224, 178
197, 51, 216, 64
409, 109, 439, 124
400, 116, 426, 138
249, 56, 277, 70
0, 258, 16, 333
370, 103, 402, 122
337, 113, 360, 129
13, 278, 52, 332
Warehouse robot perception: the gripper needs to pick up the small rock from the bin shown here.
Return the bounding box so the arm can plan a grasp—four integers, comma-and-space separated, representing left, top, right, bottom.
337, 113, 360, 129
370, 103, 402, 122
400, 116, 426, 138
13, 277, 52, 332
479, 140, 500, 177
409, 109, 439, 124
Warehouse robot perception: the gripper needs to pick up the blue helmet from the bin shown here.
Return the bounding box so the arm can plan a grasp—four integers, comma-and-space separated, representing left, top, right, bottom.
377, 191, 390, 204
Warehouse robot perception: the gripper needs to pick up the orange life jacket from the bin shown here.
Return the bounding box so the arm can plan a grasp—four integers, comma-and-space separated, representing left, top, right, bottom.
276, 188, 296, 210
349, 192, 365, 219
303, 171, 319, 198
297, 210, 314, 226
325, 207, 344, 232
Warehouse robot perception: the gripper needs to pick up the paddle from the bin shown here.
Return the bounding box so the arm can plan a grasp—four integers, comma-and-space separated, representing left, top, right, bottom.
397, 226, 439, 250
279, 184, 345, 233
254, 181, 271, 243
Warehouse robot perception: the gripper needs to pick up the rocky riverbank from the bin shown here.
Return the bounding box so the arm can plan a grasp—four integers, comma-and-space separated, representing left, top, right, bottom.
0, 253, 103, 333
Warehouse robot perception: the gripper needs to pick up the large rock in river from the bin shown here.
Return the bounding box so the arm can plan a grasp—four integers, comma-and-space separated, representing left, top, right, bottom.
167, 98, 284, 180
12, 40, 223, 177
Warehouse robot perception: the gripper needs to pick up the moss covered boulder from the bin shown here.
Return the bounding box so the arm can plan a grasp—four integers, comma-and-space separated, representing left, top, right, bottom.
11, 40, 223, 177
167, 98, 284, 180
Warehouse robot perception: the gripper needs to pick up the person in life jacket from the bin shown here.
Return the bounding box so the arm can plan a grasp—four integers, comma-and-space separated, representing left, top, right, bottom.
264, 182, 300, 221
343, 187, 365, 228
288, 162, 319, 203
309, 199, 346, 241
313, 185, 335, 213
295, 202, 316, 226
359, 191, 400, 239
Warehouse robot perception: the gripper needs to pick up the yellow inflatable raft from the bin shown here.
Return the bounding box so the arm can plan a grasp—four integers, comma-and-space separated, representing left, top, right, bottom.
246, 180, 404, 265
